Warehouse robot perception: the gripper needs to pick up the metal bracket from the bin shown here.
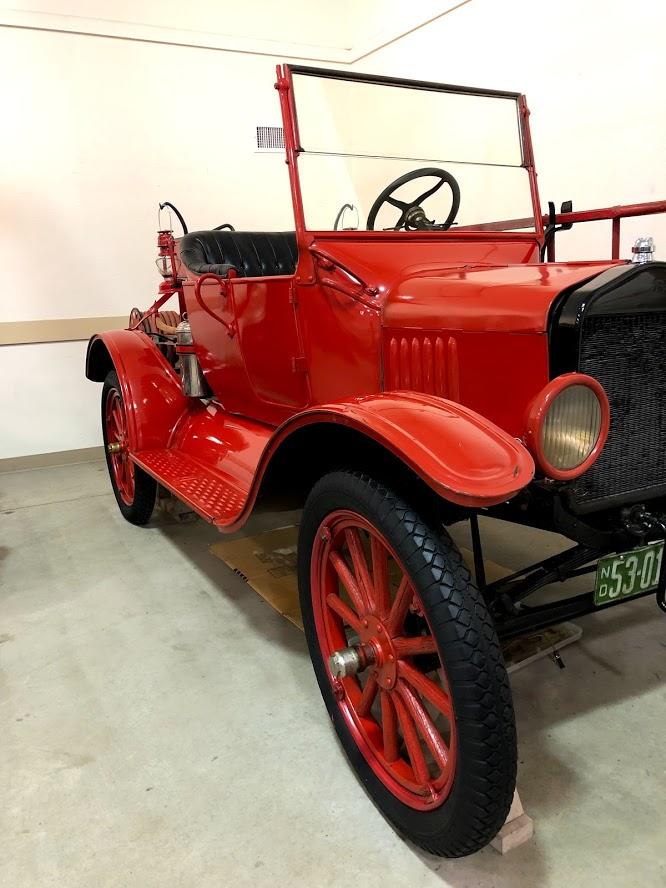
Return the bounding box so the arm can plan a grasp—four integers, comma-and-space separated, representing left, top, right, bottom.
310, 248, 379, 308
470, 513, 486, 591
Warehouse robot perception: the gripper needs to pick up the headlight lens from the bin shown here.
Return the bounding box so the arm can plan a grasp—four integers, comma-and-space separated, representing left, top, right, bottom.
541, 384, 602, 470
525, 374, 610, 480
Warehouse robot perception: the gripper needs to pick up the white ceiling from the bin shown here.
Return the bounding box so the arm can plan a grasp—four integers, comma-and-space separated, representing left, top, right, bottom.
0, 1, 471, 62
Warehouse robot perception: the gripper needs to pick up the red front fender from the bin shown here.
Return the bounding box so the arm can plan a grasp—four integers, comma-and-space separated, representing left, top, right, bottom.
281, 392, 532, 507
241, 391, 535, 520
86, 330, 188, 452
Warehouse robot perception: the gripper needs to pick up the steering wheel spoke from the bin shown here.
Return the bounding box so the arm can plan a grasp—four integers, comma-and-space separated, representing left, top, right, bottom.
366, 167, 461, 232
414, 178, 447, 206
386, 196, 410, 211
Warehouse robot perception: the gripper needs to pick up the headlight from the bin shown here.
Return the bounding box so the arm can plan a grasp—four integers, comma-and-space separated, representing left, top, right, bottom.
525, 374, 610, 480
543, 385, 601, 469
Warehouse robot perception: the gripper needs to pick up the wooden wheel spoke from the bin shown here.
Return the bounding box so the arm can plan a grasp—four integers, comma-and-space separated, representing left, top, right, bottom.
326, 592, 362, 634
386, 576, 415, 636
357, 674, 378, 718
112, 401, 124, 437
397, 680, 449, 771
393, 691, 430, 785
329, 551, 366, 615
344, 528, 375, 612
108, 405, 119, 437
117, 452, 133, 495
398, 660, 453, 720
370, 535, 390, 619
394, 635, 438, 658
380, 691, 399, 763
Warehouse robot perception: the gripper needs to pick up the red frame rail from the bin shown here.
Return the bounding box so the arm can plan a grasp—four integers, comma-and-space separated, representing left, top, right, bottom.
458, 200, 666, 260
544, 201, 666, 261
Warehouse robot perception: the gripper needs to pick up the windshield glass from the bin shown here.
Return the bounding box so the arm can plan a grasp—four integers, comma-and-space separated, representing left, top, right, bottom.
290, 69, 536, 233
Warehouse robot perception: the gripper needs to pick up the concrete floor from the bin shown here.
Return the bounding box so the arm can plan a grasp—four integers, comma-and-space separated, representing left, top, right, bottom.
1, 461, 664, 887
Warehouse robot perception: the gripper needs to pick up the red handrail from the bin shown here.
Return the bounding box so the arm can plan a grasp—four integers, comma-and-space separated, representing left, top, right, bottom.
456, 199, 666, 261
546, 200, 666, 261
194, 273, 237, 337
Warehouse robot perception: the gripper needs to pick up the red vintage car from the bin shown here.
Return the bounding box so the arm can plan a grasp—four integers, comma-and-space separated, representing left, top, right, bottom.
86, 65, 666, 856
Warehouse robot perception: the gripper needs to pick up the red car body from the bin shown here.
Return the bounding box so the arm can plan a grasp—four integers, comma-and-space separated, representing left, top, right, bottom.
86, 61, 666, 619
85, 63, 666, 856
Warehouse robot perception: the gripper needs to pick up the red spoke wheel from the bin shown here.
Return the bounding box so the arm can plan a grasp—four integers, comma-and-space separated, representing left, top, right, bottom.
314, 511, 456, 808
105, 387, 135, 505
102, 370, 156, 526
298, 472, 516, 857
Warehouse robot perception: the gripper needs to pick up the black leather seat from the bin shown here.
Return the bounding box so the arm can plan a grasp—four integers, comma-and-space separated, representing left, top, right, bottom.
179, 230, 297, 278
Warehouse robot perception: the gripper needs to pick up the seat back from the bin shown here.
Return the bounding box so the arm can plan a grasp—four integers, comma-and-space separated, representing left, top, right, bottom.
179, 230, 298, 278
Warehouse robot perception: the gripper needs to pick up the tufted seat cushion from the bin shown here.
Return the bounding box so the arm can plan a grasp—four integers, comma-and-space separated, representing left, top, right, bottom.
179, 230, 298, 278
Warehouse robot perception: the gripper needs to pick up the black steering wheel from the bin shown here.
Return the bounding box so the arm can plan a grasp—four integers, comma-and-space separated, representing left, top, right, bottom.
366, 167, 461, 231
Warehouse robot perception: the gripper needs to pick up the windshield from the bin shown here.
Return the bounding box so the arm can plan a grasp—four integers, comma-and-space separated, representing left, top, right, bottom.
289, 68, 536, 234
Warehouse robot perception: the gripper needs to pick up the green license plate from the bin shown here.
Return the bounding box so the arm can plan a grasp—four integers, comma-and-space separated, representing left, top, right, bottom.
594, 541, 664, 606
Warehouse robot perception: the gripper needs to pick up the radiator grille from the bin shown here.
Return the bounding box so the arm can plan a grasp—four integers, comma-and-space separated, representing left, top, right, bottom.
572, 312, 666, 508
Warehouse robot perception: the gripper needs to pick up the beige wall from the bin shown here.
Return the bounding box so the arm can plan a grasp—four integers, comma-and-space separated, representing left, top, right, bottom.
1, 0, 664, 460
0, 23, 299, 459
0, 27, 295, 325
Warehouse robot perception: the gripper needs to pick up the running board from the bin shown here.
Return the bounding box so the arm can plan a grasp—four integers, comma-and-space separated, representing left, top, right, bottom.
132, 403, 274, 527
133, 449, 249, 524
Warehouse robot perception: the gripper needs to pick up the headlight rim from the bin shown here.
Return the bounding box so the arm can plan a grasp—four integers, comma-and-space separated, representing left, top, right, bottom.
525, 373, 610, 481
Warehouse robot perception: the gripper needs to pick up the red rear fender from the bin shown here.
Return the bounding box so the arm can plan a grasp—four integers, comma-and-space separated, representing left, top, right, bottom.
86, 330, 189, 451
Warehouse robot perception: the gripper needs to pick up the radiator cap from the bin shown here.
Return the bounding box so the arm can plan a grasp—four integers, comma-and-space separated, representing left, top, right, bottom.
631, 236, 655, 263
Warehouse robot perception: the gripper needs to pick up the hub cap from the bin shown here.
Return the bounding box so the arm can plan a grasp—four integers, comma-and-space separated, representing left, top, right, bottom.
312, 510, 456, 809
104, 387, 134, 506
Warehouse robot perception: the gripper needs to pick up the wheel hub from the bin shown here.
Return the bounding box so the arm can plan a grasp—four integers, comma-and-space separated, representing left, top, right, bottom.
329, 614, 397, 690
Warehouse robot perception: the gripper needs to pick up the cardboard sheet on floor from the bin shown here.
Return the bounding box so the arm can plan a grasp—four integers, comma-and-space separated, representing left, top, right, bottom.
212, 525, 304, 628
210, 524, 511, 632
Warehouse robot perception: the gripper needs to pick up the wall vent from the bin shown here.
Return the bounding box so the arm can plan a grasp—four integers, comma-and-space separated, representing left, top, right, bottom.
256, 125, 285, 152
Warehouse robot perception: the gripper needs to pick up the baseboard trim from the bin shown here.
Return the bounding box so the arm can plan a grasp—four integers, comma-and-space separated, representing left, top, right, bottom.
0, 446, 105, 474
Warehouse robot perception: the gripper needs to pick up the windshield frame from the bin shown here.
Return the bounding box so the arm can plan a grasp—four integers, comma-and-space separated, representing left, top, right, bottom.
278, 64, 543, 241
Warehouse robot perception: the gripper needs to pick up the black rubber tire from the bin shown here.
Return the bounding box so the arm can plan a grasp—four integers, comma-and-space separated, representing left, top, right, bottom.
102, 370, 156, 526
298, 471, 516, 857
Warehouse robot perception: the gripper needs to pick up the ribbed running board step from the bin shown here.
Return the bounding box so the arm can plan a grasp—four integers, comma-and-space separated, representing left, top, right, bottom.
133, 449, 248, 523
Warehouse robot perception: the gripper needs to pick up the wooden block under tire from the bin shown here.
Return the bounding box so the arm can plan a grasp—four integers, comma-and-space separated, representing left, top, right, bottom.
491, 790, 534, 853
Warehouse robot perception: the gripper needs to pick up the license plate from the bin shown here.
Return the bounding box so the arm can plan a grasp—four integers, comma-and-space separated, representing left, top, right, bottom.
594, 541, 664, 606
